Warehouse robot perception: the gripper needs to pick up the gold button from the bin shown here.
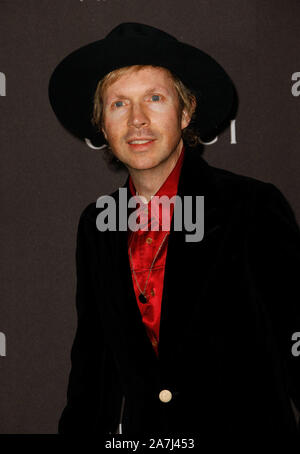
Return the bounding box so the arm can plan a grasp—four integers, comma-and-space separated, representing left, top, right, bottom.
146, 237, 152, 244
151, 288, 155, 297
159, 389, 172, 403
152, 339, 158, 347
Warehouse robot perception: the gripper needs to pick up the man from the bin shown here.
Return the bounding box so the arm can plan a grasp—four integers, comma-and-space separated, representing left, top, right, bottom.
49, 23, 300, 444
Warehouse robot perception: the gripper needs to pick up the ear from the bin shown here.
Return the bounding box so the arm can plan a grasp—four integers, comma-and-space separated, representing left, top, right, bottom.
101, 126, 107, 140
181, 109, 191, 129
181, 96, 196, 130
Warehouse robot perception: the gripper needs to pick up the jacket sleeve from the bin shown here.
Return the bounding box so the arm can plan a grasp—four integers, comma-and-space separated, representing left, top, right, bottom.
249, 183, 300, 420
58, 204, 123, 434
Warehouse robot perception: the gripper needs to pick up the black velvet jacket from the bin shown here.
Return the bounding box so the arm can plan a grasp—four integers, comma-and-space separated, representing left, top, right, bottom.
58, 144, 300, 444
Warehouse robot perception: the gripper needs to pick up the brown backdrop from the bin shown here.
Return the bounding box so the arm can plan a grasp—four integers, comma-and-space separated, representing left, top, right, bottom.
0, 0, 299, 433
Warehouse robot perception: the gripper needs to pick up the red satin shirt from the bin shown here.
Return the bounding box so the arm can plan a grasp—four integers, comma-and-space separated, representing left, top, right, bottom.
127, 144, 185, 356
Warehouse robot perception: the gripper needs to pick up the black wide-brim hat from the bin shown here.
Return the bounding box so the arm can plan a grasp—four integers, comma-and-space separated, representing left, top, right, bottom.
48, 22, 238, 147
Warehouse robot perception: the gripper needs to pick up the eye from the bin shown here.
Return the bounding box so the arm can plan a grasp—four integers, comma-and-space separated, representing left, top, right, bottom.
113, 100, 124, 108
150, 94, 161, 102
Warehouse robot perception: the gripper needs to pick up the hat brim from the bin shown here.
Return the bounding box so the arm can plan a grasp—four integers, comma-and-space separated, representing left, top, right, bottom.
48, 35, 238, 146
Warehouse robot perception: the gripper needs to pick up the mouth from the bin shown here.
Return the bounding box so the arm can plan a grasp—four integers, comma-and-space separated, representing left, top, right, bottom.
127, 139, 156, 149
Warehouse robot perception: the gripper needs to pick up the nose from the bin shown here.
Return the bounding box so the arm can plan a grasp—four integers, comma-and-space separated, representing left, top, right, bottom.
127, 102, 150, 128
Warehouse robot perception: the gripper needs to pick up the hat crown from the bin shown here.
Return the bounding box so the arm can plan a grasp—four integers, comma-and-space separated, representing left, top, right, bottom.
105, 22, 178, 43
49, 22, 237, 146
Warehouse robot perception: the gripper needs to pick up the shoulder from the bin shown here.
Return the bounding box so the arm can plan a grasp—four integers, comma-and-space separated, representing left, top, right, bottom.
210, 163, 290, 206
209, 164, 298, 229
77, 186, 122, 226
211, 164, 270, 194
190, 152, 276, 205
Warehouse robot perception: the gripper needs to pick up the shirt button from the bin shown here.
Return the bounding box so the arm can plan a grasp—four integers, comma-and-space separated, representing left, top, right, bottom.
151, 288, 155, 296
151, 339, 158, 347
159, 389, 172, 403
146, 237, 152, 244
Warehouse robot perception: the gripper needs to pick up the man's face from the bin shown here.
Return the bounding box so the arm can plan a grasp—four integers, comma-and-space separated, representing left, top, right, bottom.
101, 66, 191, 172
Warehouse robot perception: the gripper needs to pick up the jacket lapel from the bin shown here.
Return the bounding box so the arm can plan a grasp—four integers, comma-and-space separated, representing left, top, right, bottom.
157, 147, 227, 359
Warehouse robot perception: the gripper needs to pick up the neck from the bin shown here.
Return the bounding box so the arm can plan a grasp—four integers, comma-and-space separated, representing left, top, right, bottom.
128, 140, 183, 203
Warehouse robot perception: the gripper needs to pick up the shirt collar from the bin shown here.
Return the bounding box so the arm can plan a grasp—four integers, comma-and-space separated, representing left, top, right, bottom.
128, 144, 185, 228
